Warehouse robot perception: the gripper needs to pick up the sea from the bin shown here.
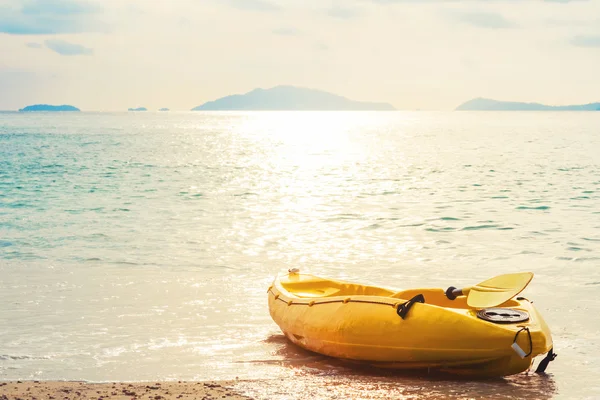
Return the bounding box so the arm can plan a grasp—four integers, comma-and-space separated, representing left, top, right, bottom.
1, 111, 599, 399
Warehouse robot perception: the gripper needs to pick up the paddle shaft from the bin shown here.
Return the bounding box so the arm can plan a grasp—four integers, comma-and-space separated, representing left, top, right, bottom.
446, 286, 471, 300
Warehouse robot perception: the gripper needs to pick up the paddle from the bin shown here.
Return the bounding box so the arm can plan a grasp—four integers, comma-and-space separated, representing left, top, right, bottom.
445, 272, 534, 308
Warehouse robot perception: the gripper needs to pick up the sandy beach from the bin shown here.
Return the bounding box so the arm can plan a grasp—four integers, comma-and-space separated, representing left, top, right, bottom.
0, 381, 251, 400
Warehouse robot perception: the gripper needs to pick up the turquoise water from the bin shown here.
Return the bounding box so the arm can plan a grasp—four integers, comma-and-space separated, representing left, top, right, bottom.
1, 111, 599, 399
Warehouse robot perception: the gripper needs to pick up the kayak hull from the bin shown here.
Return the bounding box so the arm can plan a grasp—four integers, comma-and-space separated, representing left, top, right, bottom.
268, 272, 553, 377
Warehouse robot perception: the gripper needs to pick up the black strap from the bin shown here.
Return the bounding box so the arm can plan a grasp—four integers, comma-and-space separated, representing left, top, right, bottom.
397, 294, 425, 319
513, 327, 533, 358
535, 347, 557, 374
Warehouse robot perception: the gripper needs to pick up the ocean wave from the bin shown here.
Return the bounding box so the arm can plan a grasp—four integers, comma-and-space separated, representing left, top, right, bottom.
516, 206, 550, 210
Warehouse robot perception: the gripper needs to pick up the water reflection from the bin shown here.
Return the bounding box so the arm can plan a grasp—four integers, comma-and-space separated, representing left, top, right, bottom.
233, 334, 557, 400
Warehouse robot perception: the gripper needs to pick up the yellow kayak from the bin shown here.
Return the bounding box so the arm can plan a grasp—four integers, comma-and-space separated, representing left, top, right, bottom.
268, 269, 555, 377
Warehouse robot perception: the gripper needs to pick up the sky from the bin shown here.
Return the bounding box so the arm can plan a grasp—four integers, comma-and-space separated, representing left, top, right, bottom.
1, 0, 600, 111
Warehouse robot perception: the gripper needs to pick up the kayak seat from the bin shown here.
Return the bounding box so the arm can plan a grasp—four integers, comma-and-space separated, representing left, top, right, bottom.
338, 283, 395, 297
389, 291, 410, 299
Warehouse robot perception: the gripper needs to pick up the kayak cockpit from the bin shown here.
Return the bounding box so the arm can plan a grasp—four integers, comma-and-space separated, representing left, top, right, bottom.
280, 276, 395, 298
279, 274, 520, 309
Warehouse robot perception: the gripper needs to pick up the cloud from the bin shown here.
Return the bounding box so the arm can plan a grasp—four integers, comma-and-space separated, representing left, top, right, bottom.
272, 27, 300, 36
44, 39, 93, 56
26, 42, 43, 48
327, 6, 363, 19
226, 0, 280, 12
21, 0, 100, 15
571, 35, 600, 47
546, 18, 599, 27
0, 0, 102, 34
314, 42, 330, 51
448, 11, 515, 28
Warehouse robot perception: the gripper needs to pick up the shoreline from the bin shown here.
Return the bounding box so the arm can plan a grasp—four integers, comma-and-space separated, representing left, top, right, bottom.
0, 380, 252, 400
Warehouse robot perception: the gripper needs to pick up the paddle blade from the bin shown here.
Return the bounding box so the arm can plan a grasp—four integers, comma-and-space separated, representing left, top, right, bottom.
467, 272, 534, 308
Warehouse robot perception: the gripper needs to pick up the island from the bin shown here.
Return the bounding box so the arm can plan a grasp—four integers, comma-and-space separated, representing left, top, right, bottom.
456, 98, 600, 111
128, 107, 148, 111
159, 108, 170, 112
192, 86, 396, 111
19, 104, 80, 112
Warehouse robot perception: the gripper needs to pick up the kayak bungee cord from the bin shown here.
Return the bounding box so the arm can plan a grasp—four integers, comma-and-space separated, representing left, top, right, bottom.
268, 287, 426, 319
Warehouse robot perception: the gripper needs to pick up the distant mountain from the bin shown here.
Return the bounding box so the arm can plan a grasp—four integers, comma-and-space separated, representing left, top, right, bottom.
19, 104, 80, 112
457, 98, 600, 111
158, 108, 170, 112
128, 107, 147, 111
192, 86, 396, 111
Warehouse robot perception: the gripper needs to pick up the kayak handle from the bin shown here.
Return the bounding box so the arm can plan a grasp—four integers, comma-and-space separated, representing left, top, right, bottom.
397, 294, 425, 319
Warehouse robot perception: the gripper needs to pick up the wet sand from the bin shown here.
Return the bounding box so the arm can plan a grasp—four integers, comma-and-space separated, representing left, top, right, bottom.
0, 381, 252, 400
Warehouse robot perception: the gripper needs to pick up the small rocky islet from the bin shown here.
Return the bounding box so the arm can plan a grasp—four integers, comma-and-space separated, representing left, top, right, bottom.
19, 104, 80, 112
